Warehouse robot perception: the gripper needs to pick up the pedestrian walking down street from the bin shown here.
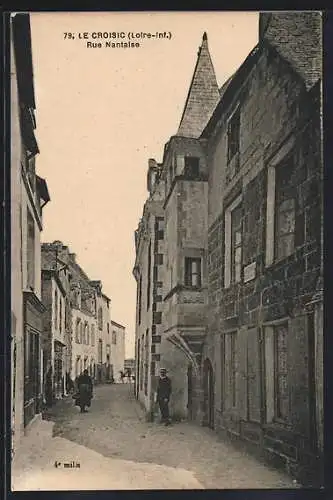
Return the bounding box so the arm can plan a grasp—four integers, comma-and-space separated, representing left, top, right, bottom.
156, 368, 172, 426
76, 369, 93, 413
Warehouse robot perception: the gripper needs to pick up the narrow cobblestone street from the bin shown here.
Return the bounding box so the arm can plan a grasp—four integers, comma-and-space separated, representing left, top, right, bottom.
13, 384, 296, 490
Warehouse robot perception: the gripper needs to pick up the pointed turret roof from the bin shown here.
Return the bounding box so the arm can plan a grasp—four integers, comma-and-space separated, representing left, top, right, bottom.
177, 32, 220, 139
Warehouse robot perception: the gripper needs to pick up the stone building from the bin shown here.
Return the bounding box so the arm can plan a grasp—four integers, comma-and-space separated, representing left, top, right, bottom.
133, 159, 165, 415
67, 254, 99, 383
110, 321, 126, 382
133, 12, 323, 484
133, 33, 221, 420
10, 13, 50, 454
92, 281, 111, 383
202, 12, 323, 485
159, 33, 220, 421
41, 242, 73, 402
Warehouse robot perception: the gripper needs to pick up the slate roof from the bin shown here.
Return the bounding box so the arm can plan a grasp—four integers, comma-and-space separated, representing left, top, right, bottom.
263, 11, 322, 90
177, 32, 221, 139
201, 12, 321, 140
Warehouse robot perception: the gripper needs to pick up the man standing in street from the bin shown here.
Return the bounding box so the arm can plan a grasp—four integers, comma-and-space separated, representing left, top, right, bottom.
156, 368, 172, 425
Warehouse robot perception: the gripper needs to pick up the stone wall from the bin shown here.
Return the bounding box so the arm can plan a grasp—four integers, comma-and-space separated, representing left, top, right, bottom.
206, 44, 322, 483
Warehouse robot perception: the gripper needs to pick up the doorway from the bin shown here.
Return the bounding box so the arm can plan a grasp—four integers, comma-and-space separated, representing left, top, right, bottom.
203, 358, 214, 429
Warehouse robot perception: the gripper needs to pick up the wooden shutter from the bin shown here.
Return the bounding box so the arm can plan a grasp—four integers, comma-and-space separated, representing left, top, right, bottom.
247, 327, 261, 423
236, 327, 248, 420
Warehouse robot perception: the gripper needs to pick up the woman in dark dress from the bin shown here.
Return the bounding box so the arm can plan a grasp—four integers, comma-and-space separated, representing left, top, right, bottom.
77, 369, 93, 413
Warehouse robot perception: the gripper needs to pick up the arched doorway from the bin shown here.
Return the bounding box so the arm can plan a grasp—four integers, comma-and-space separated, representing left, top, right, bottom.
203, 358, 214, 429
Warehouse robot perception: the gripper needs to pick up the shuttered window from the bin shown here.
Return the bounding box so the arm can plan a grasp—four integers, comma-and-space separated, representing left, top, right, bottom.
275, 323, 289, 421
247, 328, 261, 423
223, 332, 237, 409
275, 159, 296, 261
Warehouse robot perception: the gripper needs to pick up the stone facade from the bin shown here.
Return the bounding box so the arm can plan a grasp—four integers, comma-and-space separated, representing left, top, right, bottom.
110, 321, 126, 382
133, 34, 219, 422
202, 12, 323, 486
71, 307, 98, 381
92, 282, 111, 384
41, 243, 113, 388
67, 256, 101, 385
10, 13, 51, 456
133, 13, 323, 484
133, 159, 165, 417
161, 136, 209, 422
10, 14, 50, 452
41, 243, 73, 403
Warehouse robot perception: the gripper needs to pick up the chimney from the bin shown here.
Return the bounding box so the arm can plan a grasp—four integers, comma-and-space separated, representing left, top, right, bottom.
147, 158, 158, 193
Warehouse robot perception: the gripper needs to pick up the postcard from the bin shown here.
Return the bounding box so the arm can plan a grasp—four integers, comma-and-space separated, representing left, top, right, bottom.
9, 11, 323, 490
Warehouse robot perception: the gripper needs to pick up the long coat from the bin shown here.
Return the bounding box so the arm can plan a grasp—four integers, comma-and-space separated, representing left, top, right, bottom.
77, 374, 93, 407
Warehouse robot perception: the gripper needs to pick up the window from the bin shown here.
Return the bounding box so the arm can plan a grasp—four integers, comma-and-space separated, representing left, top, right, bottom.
75, 319, 80, 343
76, 356, 80, 377
59, 298, 62, 334
23, 148, 36, 193
80, 322, 83, 344
98, 339, 103, 363
27, 210, 35, 290
153, 311, 162, 324
264, 323, 290, 423
156, 254, 163, 265
65, 300, 69, 330
274, 324, 289, 421
54, 289, 58, 330
138, 275, 142, 325
185, 257, 202, 287
147, 241, 151, 310
275, 159, 295, 261
169, 163, 173, 186
227, 107, 240, 162
224, 332, 237, 408
184, 156, 200, 179
107, 322, 110, 334
98, 306, 103, 330
86, 323, 90, 345
231, 205, 242, 283
91, 324, 95, 346
224, 196, 242, 288
112, 331, 117, 345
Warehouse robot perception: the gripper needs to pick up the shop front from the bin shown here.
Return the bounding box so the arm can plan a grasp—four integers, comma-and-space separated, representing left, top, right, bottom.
23, 291, 45, 427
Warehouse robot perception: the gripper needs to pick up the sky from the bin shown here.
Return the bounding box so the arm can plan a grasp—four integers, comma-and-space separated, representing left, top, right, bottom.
30, 11, 259, 358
